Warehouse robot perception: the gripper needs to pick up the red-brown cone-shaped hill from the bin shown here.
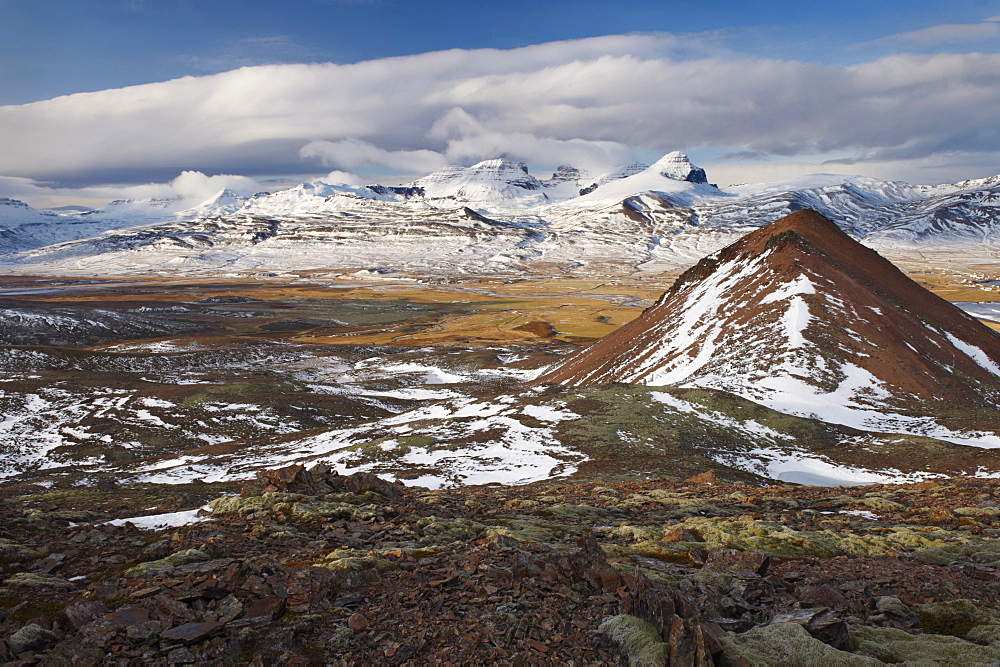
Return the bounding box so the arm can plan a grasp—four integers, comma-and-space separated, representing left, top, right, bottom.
536, 210, 1000, 428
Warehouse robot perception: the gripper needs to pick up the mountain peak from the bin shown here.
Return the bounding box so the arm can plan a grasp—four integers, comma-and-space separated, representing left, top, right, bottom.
184, 188, 248, 217
536, 209, 1000, 443
650, 151, 708, 184
411, 157, 544, 203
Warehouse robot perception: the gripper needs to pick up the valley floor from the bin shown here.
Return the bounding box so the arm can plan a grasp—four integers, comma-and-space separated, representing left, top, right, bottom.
1, 269, 999, 663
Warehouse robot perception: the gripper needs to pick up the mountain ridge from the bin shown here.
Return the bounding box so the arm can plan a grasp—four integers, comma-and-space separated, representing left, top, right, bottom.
1, 153, 998, 274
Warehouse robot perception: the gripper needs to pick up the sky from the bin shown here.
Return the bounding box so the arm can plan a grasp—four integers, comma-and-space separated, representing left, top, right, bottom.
2, 0, 1000, 209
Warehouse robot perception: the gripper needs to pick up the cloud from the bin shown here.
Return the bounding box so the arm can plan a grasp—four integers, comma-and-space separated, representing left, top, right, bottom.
321, 170, 365, 185
1, 33, 999, 194
301, 138, 447, 173
705, 150, 1000, 189
878, 18, 1000, 46
180, 35, 325, 73
1, 171, 263, 210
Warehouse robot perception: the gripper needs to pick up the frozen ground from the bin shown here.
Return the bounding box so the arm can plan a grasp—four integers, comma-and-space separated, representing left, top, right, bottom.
0, 280, 998, 488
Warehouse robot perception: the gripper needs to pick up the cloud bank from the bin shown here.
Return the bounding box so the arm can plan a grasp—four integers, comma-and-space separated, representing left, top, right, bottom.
879, 17, 1000, 46
0, 171, 263, 211
1, 31, 999, 204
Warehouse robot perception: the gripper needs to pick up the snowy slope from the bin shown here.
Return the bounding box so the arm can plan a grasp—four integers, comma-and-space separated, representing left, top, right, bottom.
1, 152, 999, 274
411, 158, 551, 206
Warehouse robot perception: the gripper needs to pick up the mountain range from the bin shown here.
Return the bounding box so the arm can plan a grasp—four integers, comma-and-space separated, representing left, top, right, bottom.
1, 152, 998, 275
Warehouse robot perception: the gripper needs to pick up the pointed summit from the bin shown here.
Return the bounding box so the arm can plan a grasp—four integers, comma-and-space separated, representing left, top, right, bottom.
650, 151, 708, 184
185, 188, 248, 217
537, 209, 1000, 442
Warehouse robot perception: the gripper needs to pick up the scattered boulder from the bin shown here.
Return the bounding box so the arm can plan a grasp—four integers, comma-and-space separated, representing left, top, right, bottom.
124, 548, 210, 577
347, 613, 369, 631
703, 548, 770, 576
8, 623, 60, 655
684, 471, 717, 485
874, 596, 918, 626
240, 465, 404, 500
771, 607, 849, 649
62, 601, 110, 630
800, 584, 849, 611
160, 620, 225, 644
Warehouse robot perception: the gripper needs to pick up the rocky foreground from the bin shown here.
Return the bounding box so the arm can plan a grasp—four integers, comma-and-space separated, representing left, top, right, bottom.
1, 467, 999, 664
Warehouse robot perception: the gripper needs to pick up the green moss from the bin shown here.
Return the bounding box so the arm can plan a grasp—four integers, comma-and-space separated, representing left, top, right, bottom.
416, 491, 447, 505
485, 517, 569, 547
320, 491, 383, 505
917, 599, 997, 637
208, 494, 380, 522
609, 525, 661, 542
0, 572, 76, 590
606, 541, 701, 566
598, 614, 668, 667
289, 501, 380, 522
721, 622, 875, 666
209, 493, 308, 515
966, 624, 1000, 646
675, 517, 952, 559
181, 381, 288, 407
328, 435, 428, 464
850, 625, 1000, 665
954, 507, 1000, 519
538, 503, 608, 521
317, 548, 397, 573
858, 498, 905, 513
3, 600, 67, 624
125, 548, 209, 577
913, 539, 1000, 566
416, 516, 487, 544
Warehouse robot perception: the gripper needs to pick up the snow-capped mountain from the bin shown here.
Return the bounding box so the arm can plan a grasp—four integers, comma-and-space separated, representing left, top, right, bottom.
1, 152, 999, 274
177, 189, 248, 218
412, 158, 548, 204
537, 210, 1000, 446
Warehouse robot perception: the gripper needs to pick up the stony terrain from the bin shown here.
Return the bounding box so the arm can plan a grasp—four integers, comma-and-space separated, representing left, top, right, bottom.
1, 466, 999, 664
0, 245, 998, 664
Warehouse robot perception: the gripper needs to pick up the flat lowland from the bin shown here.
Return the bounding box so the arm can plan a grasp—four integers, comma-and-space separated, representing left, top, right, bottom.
2, 267, 995, 346
1, 267, 999, 663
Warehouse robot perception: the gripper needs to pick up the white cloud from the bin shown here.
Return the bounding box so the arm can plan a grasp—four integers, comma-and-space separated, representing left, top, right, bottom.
880, 19, 1000, 45
705, 153, 1000, 189
321, 170, 365, 185
301, 138, 447, 173
0, 32, 998, 197
0, 171, 263, 210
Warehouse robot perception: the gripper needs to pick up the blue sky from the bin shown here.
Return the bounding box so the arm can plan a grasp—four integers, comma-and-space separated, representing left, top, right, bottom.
6, 0, 1000, 104
2, 0, 1000, 207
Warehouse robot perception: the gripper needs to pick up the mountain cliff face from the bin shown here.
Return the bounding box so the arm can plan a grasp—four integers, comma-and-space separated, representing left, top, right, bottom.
536, 210, 1000, 442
